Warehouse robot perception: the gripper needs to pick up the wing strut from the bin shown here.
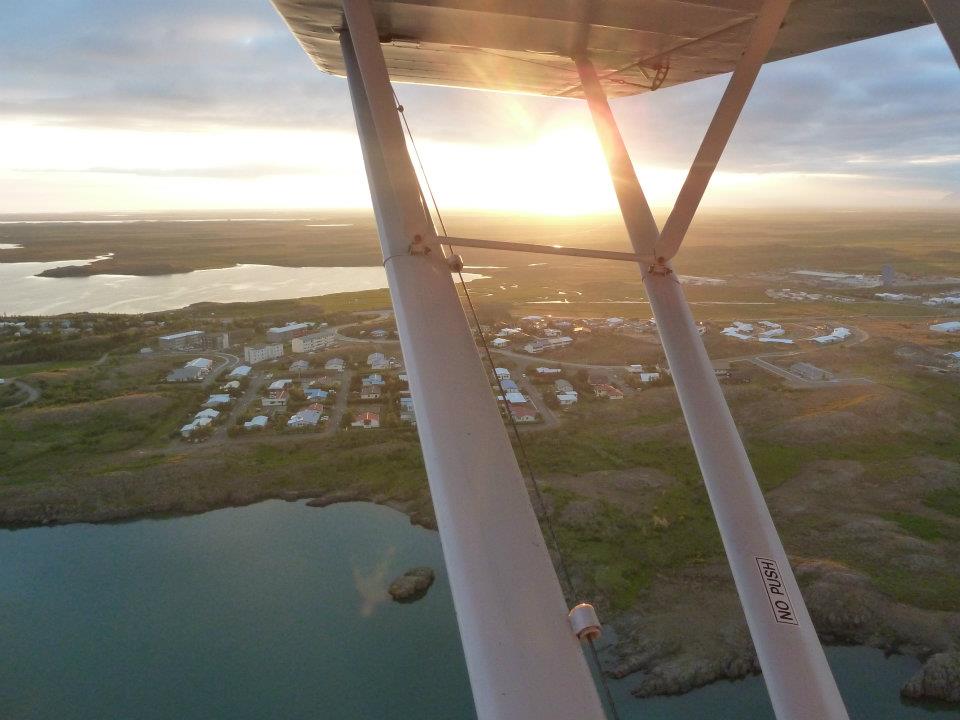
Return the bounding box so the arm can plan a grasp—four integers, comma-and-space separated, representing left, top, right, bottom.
338, 2, 607, 719
924, 0, 960, 67
575, 1, 850, 718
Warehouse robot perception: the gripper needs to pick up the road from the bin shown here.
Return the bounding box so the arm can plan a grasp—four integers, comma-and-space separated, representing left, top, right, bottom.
9, 379, 40, 409
518, 378, 559, 429
323, 369, 353, 435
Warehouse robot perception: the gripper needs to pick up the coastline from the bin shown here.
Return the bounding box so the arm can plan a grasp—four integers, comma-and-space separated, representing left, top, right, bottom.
1, 480, 956, 708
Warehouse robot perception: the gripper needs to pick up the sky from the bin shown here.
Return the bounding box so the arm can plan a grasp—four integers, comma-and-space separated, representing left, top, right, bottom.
1, 0, 958, 215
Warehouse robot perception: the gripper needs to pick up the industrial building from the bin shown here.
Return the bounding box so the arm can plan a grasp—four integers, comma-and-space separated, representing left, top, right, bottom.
267, 322, 311, 343
790, 363, 834, 381
158, 330, 205, 350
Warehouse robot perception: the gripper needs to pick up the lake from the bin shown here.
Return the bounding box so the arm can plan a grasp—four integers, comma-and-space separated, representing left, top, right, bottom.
0, 501, 953, 720
0, 259, 481, 315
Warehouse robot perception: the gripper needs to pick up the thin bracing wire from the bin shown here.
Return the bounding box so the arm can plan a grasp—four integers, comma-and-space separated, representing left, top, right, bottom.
394, 91, 623, 720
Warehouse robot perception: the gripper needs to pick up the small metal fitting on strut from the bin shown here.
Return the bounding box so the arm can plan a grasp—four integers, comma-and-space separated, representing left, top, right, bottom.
647, 255, 673, 277
568, 602, 602, 642
408, 233, 431, 256
447, 253, 464, 272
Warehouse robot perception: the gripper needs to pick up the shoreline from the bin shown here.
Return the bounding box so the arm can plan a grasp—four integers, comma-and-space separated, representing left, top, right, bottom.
2, 487, 956, 708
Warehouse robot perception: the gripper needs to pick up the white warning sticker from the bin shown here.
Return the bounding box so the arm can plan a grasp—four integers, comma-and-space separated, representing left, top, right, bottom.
756, 557, 799, 626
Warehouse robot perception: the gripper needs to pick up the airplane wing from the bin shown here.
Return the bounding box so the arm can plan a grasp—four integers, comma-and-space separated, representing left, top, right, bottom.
272, 0, 932, 98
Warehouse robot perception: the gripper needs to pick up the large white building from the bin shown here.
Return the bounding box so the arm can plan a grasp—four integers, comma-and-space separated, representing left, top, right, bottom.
244, 344, 284, 364
292, 332, 335, 353
524, 336, 573, 354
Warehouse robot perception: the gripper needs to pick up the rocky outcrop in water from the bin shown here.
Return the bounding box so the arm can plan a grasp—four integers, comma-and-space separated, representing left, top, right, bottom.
901, 652, 960, 703
388, 567, 435, 603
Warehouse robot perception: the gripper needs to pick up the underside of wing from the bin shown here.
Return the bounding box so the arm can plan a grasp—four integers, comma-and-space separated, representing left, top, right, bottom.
272, 0, 932, 98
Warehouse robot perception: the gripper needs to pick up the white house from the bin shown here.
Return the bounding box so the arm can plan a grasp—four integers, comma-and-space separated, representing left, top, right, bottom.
556, 392, 578, 406
244, 415, 269, 430
229, 365, 252, 378
367, 352, 389, 370
491, 338, 510, 348
325, 357, 346, 372
495, 367, 511, 380
930, 321, 960, 334
288, 406, 323, 428
268, 379, 293, 391
204, 394, 231, 407
195, 408, 220, 421
504, 391, 527, 405
536, 367, 562, 375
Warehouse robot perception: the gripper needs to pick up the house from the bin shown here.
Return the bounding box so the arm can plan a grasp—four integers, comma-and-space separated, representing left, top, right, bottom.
497, 327, 522, 337
352, 411, 380, 429
243, 415, 268, 430
244, 344, 284, 364
291, 332, 334, 353
759, 337, 794, 344
930, 321, 960, 334
166, 366, 203, 383
203, 394, 231, 407
594, 384, 624, 400
289, 360, 310, 372
499, 379, 519, 392
543, 328, 562, 338
812, 327, 851, 344
361, 384, 382, 400
494, 367, 511, 380
554, 379, 575, 393
159, 330, 205, 350
791, 362, 834, 381
760, 327, 785, 338
627, 364, 645, 374
229, 365, 252, 379
367, 352, 389, 369
536, 367, 562, 375
370, 329, 389, 338
509, 404, 537, 423
490, 338, 510, 348
288, 405, 323, 428
324, 357, 346, 372
261, 389, 289, 408
268, 379, 293, 391
556, 392, 578, 406
220, 380, 241, 391
266, 322, 311, 343
638, 372, 661, 383
180, 417, 212, 438
523, 336, 573, 354
304, 388, 329, 401
503, 391, 527, 405
363, 373, 385, 386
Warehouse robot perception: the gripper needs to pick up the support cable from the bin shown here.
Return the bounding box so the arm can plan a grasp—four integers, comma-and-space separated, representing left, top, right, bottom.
394, 91, 622, 720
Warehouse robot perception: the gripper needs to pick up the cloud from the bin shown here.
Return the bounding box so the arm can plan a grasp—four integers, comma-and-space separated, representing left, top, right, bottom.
27, 164, 324, 179
2, 1, 958, 205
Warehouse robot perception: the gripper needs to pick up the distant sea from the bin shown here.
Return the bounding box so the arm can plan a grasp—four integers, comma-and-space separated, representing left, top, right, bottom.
0, 256, 482, 315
